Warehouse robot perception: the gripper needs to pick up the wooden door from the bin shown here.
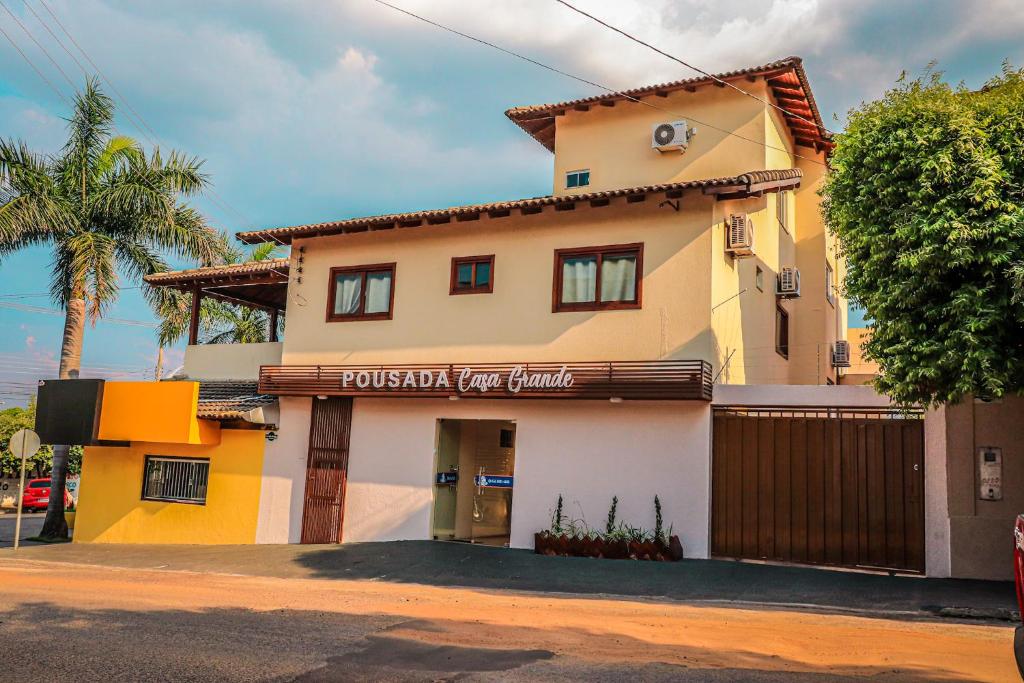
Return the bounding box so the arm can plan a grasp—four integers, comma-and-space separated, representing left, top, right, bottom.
300, 397, 353, 544
711, 408, 925, 572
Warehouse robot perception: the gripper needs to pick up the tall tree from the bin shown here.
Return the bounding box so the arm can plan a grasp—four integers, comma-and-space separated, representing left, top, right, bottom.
154, 241, 283, 349
0, 79, 226, 538
822, 65, 1024, 406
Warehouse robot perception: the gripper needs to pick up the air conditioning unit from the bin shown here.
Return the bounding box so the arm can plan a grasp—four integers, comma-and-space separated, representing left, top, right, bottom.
832, 340, 851, 368
651, 120, 695, 153
726, 213, 754, 257
777, 266, 801, 298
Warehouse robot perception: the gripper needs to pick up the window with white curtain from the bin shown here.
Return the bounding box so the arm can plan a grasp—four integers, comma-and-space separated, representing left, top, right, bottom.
327, 263, 395, 321
554, 244, 642, 312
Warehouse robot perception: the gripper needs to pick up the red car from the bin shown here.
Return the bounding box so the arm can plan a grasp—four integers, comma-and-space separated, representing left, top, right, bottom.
1015, 514, 1024, 678
21, 478, 71, 512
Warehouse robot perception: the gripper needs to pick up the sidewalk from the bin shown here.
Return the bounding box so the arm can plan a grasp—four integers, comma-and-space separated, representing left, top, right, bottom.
1, 540, 1016, 622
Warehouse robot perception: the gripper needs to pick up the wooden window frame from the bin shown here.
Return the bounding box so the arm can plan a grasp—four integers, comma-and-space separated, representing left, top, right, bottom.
552, 242, 643, 313
449, 255, 495, 295
775, 305, 790, 359
326, 262, 396, 322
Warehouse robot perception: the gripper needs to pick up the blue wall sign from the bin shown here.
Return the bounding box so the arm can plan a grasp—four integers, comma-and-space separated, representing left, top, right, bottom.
435, 471, 458, 485
474, 474, 513, 488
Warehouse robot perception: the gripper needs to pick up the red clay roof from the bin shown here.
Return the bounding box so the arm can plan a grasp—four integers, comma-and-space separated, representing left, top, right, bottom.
235, 168, 802, 245
144, 258, 290, 286
505, 56, 831, 153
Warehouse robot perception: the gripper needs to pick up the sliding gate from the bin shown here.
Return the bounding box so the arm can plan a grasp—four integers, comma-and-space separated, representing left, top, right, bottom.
711, 407, 925, 573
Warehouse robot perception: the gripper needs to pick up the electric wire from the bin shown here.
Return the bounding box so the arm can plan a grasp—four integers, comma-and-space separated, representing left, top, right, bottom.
552, 0, 836, 136
373, 0, 828, 168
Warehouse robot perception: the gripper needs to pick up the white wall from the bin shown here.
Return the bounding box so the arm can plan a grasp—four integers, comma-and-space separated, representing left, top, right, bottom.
183, 342, 283, 381
254, 396, 311, 543
712, 383, 894, 407
343, 398, 713, 557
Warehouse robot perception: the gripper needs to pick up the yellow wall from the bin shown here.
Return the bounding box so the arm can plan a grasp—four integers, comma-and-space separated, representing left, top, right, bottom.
279, 75, 844, 385
283, 198, 716, 367
552, 83, 768, 194
98, 381, 220, 445
74, 429, 265, 544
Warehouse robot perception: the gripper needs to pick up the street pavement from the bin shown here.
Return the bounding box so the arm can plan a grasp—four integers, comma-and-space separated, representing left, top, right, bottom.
0, 556, 1016, 682
0, 511, 44, 548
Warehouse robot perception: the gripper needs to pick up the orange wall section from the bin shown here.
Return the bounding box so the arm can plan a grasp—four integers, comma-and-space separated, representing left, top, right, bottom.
97, 381, 220, 445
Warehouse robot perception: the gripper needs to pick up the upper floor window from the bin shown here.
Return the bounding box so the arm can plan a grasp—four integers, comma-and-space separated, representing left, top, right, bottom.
451, 255, 494, 295
755, 265, 765, 292
327, 263, 395, 322
566, 169, 590, 189
775, 305, 789, 359
553, 243, 642, 312
825, 261, 835, 306
776, 190, 790, 234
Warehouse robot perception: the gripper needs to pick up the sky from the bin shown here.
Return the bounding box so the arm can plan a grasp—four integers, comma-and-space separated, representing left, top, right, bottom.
1, 0, 1023, 406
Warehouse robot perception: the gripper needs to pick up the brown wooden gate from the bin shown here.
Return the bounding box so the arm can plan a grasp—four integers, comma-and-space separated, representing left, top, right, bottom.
300, 397, 353, 544
711, 407, 925, 572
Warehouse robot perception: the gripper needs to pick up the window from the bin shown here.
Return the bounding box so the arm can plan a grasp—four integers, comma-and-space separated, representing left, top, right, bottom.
450, 255, 494, 295
28, 480, 51, 489
327, 263, 396, 321
776, 191, 789, 233
755, 266, 764, 292
499, 428, 515, 449
825, 261, 835, 306
775, 305, 789, 359
553, 243, 642, 312
565, 169, 590, 189
142, 456, 209, 505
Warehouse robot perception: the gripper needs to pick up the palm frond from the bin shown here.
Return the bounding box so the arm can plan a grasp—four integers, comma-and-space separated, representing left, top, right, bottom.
59, 77, 114, 203
93, 135, 140, 183
249, 241, 282, 262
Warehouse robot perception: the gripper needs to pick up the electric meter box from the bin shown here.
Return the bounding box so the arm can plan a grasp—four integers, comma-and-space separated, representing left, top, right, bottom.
978, 447, 1003, 501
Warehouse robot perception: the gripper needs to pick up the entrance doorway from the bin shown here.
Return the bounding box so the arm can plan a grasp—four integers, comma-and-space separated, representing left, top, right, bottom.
431, 419, 516, 547
300, 397, 353, 544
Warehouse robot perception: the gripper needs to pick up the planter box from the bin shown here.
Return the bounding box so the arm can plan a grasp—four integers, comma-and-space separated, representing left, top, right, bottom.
535, 532, 683, 561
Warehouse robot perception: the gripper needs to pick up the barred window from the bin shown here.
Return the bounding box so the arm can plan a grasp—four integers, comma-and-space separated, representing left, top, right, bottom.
142, 456, 210, 504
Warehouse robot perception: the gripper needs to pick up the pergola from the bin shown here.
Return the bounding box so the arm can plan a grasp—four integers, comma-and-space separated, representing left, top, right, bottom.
144, 258, 290, 345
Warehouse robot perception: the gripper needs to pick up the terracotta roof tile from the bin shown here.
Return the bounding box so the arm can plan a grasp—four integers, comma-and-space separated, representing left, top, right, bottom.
144, 259, 290, 285
196, 381, 277, 421
505, 56, 831, 152
236, 168, 802, 245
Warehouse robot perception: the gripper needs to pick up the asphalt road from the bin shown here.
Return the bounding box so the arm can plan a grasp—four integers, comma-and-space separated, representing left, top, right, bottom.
0, 512, 44, 548
0, 557, 1016, 682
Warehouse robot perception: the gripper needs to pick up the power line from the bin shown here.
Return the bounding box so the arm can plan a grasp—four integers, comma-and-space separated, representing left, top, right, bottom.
0, 14, 69, 105
32, 0, 258, 231
552, 0, 835, 137
0, 301, 158, 327
0, 0, 75, 89
373, 0, 828, 168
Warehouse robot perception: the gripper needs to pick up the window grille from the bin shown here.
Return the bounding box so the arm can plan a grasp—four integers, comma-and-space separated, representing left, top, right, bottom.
142, 456, 210, 504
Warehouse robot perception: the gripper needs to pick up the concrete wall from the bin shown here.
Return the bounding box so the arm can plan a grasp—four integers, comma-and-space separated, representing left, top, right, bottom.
263, 398, 713, 557
552, 82, 766, 194
183, 342, 283, 380
943, 396, 1024, 580
255, 397, 311, 544
75, 429, 265, 544
283, 199, 716, 367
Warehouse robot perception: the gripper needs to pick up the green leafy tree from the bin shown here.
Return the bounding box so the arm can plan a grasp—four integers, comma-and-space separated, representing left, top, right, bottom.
822, 64, 1024, 405
154, 241, 284, 348
0, 79, 226, 537
0, 401, 80, 480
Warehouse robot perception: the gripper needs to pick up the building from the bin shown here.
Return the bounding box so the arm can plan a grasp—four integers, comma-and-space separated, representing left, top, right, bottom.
51, 56, 1017, 580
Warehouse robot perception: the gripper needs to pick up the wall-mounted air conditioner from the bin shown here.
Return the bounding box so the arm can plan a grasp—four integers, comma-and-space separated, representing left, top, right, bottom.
832, 340, 851, 368
777, 266, 801, 298
726, 213, 754, 258
651, 120, 695, 153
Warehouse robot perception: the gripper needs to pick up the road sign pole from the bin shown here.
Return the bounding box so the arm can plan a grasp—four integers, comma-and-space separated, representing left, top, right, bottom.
9, 429, 41, 551
13, 433, 28, 551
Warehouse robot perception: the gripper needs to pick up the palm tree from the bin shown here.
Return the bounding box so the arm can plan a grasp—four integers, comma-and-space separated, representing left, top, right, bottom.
154, 241, 283, 350
0, 79, 226, 539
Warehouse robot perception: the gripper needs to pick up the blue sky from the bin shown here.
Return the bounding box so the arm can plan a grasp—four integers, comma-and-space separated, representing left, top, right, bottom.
2, 0, 1023, 405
